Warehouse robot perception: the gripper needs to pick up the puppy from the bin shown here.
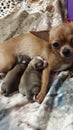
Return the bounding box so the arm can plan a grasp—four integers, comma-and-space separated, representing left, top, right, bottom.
0, 23, 73, 102
1, 55, 31, 96
19, 56, 48, 101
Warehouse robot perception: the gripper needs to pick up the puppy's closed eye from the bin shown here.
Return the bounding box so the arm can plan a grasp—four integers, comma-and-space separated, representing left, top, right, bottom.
35, 62, 43, 70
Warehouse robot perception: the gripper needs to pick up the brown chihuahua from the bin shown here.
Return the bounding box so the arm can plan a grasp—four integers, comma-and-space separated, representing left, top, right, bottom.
0, 22, 73, 103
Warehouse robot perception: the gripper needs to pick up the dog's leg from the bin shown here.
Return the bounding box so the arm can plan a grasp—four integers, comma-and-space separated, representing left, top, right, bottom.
37, 67, 51, 103
0, 53, 16, 73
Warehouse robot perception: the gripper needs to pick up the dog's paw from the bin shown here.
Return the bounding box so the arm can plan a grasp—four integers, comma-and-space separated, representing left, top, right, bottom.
36, 91, 45, 103
1, 84, 9, 97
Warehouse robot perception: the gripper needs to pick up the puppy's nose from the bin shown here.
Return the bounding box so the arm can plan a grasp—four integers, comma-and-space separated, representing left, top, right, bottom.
44, 61, 48, 67
62, 48, 71, 57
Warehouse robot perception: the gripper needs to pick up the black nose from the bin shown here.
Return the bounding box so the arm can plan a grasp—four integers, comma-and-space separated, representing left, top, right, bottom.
62, 48, 71, 57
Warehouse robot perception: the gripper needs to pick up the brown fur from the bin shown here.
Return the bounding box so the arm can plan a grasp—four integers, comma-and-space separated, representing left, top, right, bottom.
0, 22, 73, 103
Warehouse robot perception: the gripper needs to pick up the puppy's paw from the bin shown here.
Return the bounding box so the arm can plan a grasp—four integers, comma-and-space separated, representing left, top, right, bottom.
69, 71, 73, 78
1, 84, 9, 97
36, 91, 45, 103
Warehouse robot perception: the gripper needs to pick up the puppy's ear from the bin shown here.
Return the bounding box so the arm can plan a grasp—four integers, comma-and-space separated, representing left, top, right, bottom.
30, 30, 49, 41
17, 55, 23, 63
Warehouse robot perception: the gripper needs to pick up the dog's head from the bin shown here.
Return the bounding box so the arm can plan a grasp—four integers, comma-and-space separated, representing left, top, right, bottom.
29, 56, 48, 70
49, 22, 73, 60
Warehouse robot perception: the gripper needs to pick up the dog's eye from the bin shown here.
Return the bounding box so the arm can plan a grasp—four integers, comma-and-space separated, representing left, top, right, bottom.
70, 38, 73, 47
52, 42, 59, 48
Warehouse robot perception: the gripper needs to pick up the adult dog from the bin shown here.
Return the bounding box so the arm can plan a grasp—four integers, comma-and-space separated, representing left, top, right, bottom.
0, 22, 73, 103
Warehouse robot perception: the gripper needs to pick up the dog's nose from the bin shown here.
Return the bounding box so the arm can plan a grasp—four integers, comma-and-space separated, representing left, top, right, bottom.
62, 48, 71, 57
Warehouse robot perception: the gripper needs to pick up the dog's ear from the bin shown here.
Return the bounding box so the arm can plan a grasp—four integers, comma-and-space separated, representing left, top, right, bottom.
30, 30, 49, 41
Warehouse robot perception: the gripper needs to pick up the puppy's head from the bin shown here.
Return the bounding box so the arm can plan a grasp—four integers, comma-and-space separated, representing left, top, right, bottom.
17, 55, 31, 64
49, 22, 73, 60
29, 56, 48, 70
